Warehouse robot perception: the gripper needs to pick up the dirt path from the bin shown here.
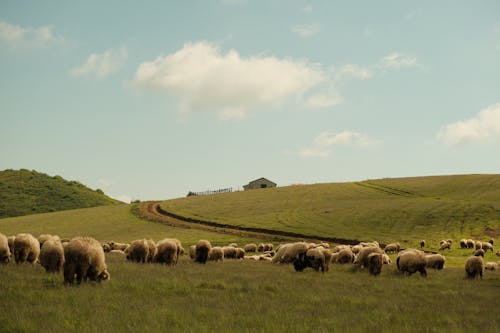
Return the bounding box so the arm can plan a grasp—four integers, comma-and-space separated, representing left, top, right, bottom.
134, 201, 364, 245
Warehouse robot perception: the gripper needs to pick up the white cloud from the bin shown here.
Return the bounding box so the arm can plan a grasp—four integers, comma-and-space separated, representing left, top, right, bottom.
0, 21, 62, 48
336, 64, 373, 80
133, 41, 325, 119
71, 48, 127, 79
437, 103, 500, 146
306, 91, 343, 109
379, 52, 421, 70
299, 130, 377, 158
291, 24, 319, 37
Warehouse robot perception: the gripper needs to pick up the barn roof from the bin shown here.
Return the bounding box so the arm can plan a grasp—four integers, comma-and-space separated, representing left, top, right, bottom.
247, 177, 277, 186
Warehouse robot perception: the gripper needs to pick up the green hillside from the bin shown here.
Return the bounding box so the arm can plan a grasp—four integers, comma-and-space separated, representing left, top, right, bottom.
159, 174, 500, 246
0, 169, 119, 218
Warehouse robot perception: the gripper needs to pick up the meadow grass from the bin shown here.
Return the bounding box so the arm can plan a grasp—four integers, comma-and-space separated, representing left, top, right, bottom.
159, 175, 500, 246
0, 255, 499, 333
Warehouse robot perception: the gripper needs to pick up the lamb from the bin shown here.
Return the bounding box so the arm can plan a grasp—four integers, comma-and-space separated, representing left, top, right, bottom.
367, 253, 383, 276
466, 239, 475, 249
195, 240, 212, 264
244, 243, 258, 252
0, 233, 11, 263
13, 233, 40, 264
459, 239, 467, 249
481, 242, 493, 252
384, 242, 400, 253
484, 262, 497, 271
334, 248, 355, 264
439, 240, 451, 251
465, 256, 483, 279
146, 239, 157, 262
474, 249, 485, 257
125, 239, 150, 263
63, 237, 110, 285
425, 254, 445, 270
156, 239, 180, 265
420, 240, 426, 249
39, 239, 64, 273
355, 246, 383, 269
293, 248, 326, 272
396, 249, 427, 277
209, 246, 224, 261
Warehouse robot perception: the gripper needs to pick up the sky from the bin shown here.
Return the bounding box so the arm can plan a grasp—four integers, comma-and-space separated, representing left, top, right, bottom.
1, 1, 500, 202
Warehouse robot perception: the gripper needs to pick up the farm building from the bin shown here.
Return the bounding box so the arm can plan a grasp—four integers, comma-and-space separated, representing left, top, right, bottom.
243, 178, 277, 190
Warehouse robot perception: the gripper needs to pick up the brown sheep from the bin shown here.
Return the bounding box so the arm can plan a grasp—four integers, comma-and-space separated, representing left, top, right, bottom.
334, 248, 355, 264
355, 246, 383, 269
293, 248, 326, 272
272, 242, 309, 264
102, 243, 111, 253
465, 256, 483, 279
156, 239, 179, 265
425, 254, 445, 270
474, 249, 485, 257
38, 234, 58, 248
63, 237, 110, 285
459, 239, 467, 249
263, 243, 274, 252
466, 239, 475, 249
397, 249, 427, 277
257, 243, 265, 252
125, 239, 150, 263
195, 240, 212, 264
222, 246, 237, 259
244, 243, 258, 252
367, 253, 383, 276
209, 246, 224, 262
13, 233, 40, 264
0, 233, 11, 263
439, 240, 451, 251
235, 247, 245, 259
384, 242, 400, 254
39, 239, 65, 273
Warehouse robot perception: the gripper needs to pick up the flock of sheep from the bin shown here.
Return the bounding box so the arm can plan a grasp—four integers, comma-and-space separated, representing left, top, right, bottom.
1, 232, 499, 285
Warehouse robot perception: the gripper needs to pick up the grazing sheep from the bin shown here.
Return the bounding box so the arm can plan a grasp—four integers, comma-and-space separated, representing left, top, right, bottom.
209, 246, 224, 262
465, 256, 483, 279
459, 239, 467, 249
223, 246, 237, 259
156, 239, 179, 265
466, 239, 475, 249
425, 254, 445, 270
263, 243, 274, 252
235, 247, 245, 259
189, 245, 196, 259
109, 241, 129, 251
39, 239, 64, 273
125, 239, 150, 263
257, 243, 265, 252
496, 251, 500, 257
367, 253, 383, 276
481, 242, 493, 252
489, 238, 494, 245
294, 248, 326, 272
228, 243, 238, 248
397, 249, 427, 277
38, 234, 56, 248
384, 242, 400, 254
334, 248, 355, 264
146, 239, 157, 262
0, 233, 11, 263
63, 237, 110, 285
355, 246, 383, 269
474, 249, 485, 257
484, 262, 497, 271
272, 242, 309, 264
439, 240, 451, 251
351, 244, 363, 254
244, 243, 258, 253
360, 241, 380, 248
195, 240, 212, 264
475, 242, 482, 250
13, 233, 40, 264
102, 243, 111, 253
321, 248, 333, 272
333, 245, 350, 253
420, 240, 426, 249
382, 253, 392, 264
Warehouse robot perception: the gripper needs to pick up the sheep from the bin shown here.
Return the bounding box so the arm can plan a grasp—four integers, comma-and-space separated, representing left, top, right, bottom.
264, 243, 274, 251
333, 245, 350, 253
195, 240, 212, 264
367, 253, 383, 276
466, 239, 475, 249
257, 243, 265, 252
420, 240, 426, 249
235, 247, 245, 259
228, 243, 238, 248
244, 243, 258, 253
189, 245, 196, 259
63, 237, 110, 285
496, 251, 500, 257
334, 248, 355, 264
396, 249, 427, 277
38, 234, 57, 248
355, 246, 383, 269
474, 249, 485, 257
489, 238, 494, 245
351, 244, 363, 254
384, 243, 400, 254
360, 241, 380, 248
382, 253, 392, 264
13, 233, 40, 264
102, 243, 111, 253
293, 248, 326, 272
425, 254, 445, 270
156, 239, 179, 266
0, 233, 11, 263
484, 262, 497, 271
481, 242, 493, 252
146, 239, 157, 262
222, 246, 237, 259
109, 241, 129, 251
125, 239, 150, 263
459, 239, 467, 249
39, 239, 64, 273
439, 240, 451, 251
272, 242, 309, 264
321, 248, 333, 272
209, 246, 224, 262
465, 256, 483, 279
475, 242, 482, 250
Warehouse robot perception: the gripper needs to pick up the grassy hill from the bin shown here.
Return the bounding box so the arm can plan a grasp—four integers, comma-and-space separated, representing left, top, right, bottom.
159, 174, 500, 247
0, 169, 119, 218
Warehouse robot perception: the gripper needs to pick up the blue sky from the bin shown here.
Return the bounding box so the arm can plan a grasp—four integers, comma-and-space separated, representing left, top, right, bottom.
1, 1, 499, 202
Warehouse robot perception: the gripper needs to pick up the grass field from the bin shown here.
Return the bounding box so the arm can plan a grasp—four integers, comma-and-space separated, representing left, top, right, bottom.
0, 255, 499, 333
159, 174, 500, 248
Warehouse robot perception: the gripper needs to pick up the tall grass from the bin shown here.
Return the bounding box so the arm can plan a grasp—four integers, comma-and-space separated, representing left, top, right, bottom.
0, 255, 498, 333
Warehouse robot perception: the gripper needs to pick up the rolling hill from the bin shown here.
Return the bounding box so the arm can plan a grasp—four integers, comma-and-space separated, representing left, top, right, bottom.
158, 174, 500, 246
0, 169, 119, 218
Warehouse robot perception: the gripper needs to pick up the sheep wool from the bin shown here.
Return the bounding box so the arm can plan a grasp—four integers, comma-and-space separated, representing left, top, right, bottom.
39, 239, 64, 273
465, 256, 483, 279
13, 233, 40, 264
